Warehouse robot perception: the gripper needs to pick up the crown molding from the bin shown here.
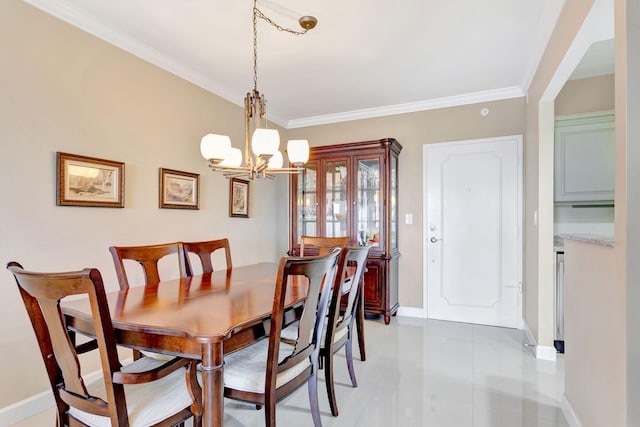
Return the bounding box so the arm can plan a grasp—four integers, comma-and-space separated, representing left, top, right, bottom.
24, 0, 523, 130
287, 86, 525, 129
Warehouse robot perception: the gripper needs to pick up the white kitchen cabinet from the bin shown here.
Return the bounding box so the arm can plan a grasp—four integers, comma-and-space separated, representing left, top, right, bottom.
554, 112, 615, 203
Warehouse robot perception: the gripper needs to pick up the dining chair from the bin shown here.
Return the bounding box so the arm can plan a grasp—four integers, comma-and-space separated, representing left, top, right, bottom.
300, 236, 348, 256
181, 238, 232, 276
321, 245, 370, 416
109, 242, 188, 361
222, 250, 341, 427
299, 236, 367, 362
6, 262, 201, 427
109, 242, 187, 290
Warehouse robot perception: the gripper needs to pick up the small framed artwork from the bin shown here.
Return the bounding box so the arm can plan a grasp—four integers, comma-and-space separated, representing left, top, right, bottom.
159, 168, 200, 209
56, 152, 125, 208
229, 177, 249, 218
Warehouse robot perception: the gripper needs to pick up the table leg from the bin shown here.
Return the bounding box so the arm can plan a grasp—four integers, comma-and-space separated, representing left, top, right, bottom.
356, 278, 366, 361
201, 342, 224, 427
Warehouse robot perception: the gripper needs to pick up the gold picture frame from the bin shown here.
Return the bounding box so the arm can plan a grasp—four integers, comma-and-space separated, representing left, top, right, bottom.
56, 152, 124, 208
159, 168, 200, 209
229, 178, 249, 218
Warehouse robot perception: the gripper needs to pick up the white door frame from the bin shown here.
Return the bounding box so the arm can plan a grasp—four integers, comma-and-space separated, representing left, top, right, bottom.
422, 135, 524, 328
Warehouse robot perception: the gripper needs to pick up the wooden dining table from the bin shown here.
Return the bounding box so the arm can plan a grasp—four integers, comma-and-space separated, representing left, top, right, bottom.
62, 262, 308, 427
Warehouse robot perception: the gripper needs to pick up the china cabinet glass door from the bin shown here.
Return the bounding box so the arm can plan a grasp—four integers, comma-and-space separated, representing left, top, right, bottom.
390, 155, 398, 249
325, 160, 348, 238
296, 163, 317, 242
356, 157, 381, 249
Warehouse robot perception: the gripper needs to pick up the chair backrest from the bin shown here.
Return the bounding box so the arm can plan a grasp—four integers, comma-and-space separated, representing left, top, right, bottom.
266, 250, 340, 395
6, 262, 128, 426
325, 246, 371, 350
109, 242, 186, 290
300, 236, 348, 256
182, 238, 232, 276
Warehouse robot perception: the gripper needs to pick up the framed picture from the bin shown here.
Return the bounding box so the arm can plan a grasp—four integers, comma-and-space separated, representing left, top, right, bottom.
56, 152, 124, 208
159, 168, 199, 209
229, 178, 249, 218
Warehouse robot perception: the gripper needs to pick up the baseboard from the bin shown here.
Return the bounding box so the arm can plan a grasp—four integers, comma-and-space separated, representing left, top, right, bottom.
523, 320, 537, 345
0, 389, 54, 427
0, 360, 130, 426
522, 320, 557, 361
561, 393, 583, 427
536, 345, 557, 361
397, 306, 427, 318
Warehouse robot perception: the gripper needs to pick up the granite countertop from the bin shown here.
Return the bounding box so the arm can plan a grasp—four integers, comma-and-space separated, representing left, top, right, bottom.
558, 233, 615, 247
554, 235, 565, 249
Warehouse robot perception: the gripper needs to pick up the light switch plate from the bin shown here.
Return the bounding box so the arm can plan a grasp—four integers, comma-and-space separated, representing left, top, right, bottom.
405, 213, 413, 225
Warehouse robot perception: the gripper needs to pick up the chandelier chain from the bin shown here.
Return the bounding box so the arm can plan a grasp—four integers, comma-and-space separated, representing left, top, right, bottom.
254, 8, 309, 36
252, 2, 308, 92
200, 1, 314, 181
253, 2, 258, 91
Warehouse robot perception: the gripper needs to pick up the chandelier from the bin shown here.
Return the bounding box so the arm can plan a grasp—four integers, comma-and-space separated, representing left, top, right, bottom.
200, 0, 317, 180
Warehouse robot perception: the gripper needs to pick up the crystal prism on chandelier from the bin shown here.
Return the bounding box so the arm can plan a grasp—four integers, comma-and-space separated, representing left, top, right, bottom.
200, 0, 317, 180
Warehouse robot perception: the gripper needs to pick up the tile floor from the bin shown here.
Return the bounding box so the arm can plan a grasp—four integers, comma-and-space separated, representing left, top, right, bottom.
11, 317, 569, 427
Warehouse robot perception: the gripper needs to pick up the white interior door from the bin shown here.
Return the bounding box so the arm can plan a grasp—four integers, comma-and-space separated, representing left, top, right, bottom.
424, 135, 522, 328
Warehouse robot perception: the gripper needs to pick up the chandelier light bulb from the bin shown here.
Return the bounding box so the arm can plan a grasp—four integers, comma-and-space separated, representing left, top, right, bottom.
220, 147, 243, 167
287, 140, 310, 165
201, 134, 231, 161
268, 150, 284, 169
251, 128, 280, 156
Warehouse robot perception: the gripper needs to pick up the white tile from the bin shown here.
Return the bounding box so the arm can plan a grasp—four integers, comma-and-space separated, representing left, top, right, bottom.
10, 318, 569, 427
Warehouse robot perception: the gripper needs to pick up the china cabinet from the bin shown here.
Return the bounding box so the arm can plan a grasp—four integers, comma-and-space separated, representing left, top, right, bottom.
288, 138, 402, 324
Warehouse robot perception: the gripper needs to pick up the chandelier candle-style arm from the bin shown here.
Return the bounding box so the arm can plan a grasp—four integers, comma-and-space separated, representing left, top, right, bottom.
200, 0, 315, 181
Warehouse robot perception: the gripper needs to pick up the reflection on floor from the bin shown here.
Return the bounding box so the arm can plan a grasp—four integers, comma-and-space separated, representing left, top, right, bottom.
12, 317, 568, 427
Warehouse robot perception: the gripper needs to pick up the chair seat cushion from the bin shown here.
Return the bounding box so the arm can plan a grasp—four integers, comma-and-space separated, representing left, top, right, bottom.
280, 322, 299, 342
327, 324, 349, 346
223, 339, 310, 393
281, 321, 349, 349
69, 357, 192, 427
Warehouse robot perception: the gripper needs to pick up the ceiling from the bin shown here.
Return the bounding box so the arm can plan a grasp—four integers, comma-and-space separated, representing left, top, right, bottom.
24, 0, 609, 128
570, 38, 615, 80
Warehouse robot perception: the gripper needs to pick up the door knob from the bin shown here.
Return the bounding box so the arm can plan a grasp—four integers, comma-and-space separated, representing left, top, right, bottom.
430, 236, 441, 243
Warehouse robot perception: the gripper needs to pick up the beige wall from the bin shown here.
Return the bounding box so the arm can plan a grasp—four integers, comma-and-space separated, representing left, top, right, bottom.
0, 0, 289, 408
555, 74, 615, 115
537, 0, 630, 425
549, 0, 636, 424
287, 99, 526, 309
564, 241, 625, 427
620, 0, 639, 425
524, 0, 596, 348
